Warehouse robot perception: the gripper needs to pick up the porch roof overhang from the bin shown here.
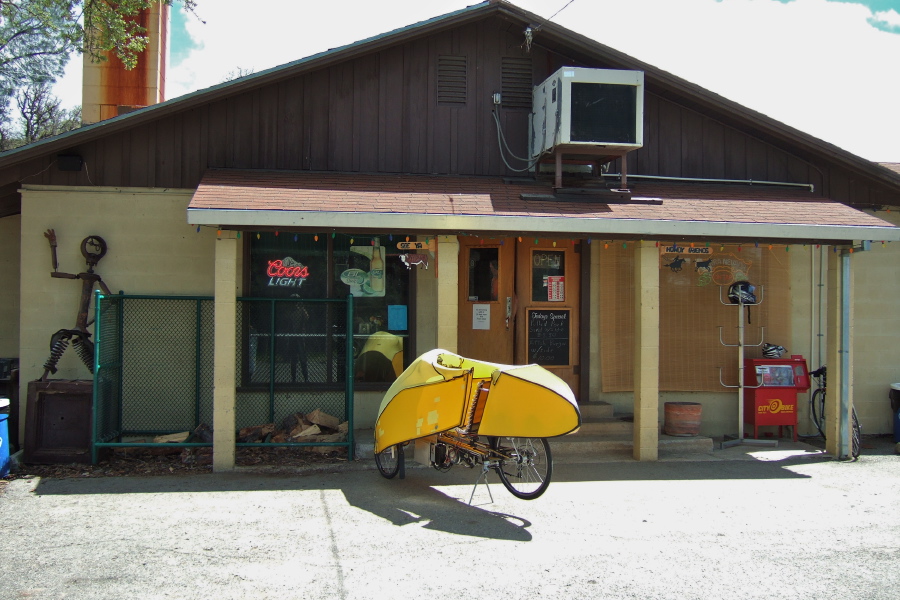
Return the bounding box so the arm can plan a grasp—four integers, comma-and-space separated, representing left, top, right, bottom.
187, 170, 900, 244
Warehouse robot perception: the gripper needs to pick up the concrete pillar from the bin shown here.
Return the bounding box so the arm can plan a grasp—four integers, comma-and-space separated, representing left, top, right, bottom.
436, 235, 459, 352
825, 249, 853, 458
213, 231, 239, 471
589, 242, 602, 400
633, 241, 659, 461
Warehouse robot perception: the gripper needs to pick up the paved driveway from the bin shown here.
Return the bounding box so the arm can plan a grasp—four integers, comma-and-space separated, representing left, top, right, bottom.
2, 438, 898, 600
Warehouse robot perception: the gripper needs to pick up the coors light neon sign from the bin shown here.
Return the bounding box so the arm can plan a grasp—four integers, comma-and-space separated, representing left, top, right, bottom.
267, 257, 309, 288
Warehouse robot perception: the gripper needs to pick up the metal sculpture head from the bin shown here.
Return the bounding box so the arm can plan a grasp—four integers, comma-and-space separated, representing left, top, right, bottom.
81, 235, 107, 272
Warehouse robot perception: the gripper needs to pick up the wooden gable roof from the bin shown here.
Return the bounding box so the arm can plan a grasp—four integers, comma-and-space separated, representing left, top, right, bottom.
1, 0, 899, 219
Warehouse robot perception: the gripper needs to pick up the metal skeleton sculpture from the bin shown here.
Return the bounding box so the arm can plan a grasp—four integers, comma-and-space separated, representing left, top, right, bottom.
42, 229, 112, 380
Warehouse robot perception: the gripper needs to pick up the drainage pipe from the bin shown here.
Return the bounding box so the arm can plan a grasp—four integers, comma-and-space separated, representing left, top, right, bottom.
818, 245, 827, 368
840, 250, 851, 459
603, 173, 814, 192
810, 246, 816, 379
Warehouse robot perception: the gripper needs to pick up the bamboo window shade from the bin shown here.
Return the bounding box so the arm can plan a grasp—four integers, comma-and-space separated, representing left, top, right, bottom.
599, 245, 791, 392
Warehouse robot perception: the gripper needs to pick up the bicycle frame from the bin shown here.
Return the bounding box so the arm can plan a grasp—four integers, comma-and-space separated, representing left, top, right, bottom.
806, 365, 860, 459
374, 349, 579, 501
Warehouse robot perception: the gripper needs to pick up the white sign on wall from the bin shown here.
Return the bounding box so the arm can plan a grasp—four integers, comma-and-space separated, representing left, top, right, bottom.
472, 304, 491, 330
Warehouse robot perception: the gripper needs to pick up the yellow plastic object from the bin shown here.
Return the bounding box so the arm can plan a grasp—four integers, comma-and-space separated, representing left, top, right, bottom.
374, 349, 580, 453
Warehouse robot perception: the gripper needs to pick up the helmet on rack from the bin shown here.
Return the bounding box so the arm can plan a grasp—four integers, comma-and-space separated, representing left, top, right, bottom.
727, 281, 757, 305
762, 343, 786, 358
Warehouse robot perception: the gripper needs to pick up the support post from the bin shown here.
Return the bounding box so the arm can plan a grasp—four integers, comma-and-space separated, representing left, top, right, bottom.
555, 150, 563, 189
213, 231, 239, 471
825, 249, 854, 458
436, 235, 459, 353
633, 241, 659, 461
824, 250, 842, 457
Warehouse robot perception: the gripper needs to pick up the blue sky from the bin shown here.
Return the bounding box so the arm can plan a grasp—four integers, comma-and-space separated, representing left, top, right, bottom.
55, 0, 900, 162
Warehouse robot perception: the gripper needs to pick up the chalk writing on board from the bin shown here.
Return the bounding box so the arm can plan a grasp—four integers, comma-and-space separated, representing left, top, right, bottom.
528, 309, 569, 365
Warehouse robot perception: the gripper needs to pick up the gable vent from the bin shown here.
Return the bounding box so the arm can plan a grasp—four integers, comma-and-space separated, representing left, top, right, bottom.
501, 57, 533, 109
437, 55, 467, 105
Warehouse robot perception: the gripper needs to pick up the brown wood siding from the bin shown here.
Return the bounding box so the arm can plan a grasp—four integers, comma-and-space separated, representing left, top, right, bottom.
404, 38, 430, 174
329, 61, 355, 172
305, 69, 330, 171
378, 45, 404, 173
354, 54, 380, 173
657, 100, 682, 175
723, 128, 746, 180
2, 14, 896, 211
702, 119, 725, 178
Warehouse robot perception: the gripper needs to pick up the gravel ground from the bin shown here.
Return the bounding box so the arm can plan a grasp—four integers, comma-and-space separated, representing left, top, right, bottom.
1, 445, 350, 492
1, 434, 898, 600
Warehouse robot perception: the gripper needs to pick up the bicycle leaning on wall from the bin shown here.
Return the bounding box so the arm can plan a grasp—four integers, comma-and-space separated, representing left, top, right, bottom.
808, 366, 861, 459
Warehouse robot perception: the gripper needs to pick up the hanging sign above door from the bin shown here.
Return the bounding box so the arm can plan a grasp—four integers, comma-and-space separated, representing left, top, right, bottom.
397, 241, 434, 251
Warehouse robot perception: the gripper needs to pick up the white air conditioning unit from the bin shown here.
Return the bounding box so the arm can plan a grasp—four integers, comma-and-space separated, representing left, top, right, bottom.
531, 67, 644, 158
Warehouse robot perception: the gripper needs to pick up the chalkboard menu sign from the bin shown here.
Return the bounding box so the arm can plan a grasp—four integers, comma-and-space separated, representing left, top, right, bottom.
527, 309, 570, 365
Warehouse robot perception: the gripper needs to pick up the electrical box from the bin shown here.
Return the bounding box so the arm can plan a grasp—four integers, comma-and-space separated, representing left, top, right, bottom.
531, 67, 644, 158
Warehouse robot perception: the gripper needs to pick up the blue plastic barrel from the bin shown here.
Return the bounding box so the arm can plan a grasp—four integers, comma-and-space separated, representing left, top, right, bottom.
0, 397, 9, 478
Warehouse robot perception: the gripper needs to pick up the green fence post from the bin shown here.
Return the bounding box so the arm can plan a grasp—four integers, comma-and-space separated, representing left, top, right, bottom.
91, 290, 102, 465
346, 295, 355, 460
194, 298, 202, 427
117, 292, 125, 438
268, 299, 276, 422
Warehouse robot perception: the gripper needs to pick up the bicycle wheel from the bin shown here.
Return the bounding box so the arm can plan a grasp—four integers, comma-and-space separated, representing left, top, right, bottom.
375, 444, 401, 479
811, 388, 827, 438
851, 408, 861, 460
492, 437, 552, 500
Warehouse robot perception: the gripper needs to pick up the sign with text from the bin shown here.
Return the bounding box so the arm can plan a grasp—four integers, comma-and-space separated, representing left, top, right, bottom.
546, 276, 565, 301
396, 241, 434, 251
266, 257, 309, 288
527, 309, 570, 365
472, 304, 491, 330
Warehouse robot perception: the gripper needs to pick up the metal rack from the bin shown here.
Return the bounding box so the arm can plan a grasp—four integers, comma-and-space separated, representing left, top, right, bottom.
717, 286, 777, 448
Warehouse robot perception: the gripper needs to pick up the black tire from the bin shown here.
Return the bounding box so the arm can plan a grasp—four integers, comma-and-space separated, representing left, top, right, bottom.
811, 388, 827, 438
492, 437, 552, 500
851, 408, 861, 460
375, 444, 401, 479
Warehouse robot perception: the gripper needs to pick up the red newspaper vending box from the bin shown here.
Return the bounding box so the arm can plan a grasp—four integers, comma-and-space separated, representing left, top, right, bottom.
743, 356, 810, 441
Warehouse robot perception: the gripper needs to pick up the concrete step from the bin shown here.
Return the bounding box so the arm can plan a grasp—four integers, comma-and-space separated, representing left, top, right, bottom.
356, 428, 714, 461
577, 401, 615, 420
550, 433, 714, 458
573, 417, 633, 436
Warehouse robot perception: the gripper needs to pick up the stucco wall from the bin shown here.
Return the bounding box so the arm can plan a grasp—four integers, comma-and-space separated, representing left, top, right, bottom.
18, 186, 216, 424
851, 211, 900, 435
784, 230, 900, 437
0, 215, 21, 358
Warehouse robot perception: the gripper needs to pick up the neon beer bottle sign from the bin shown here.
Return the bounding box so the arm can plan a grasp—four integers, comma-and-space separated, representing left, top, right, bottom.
267, 257, 309, 288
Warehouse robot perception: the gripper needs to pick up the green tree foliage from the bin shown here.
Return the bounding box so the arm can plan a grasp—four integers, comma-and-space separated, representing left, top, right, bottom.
0, 1, 78, 97
0, 81, 80, 150
0, 1, 198, 147
82, 1, 199, 71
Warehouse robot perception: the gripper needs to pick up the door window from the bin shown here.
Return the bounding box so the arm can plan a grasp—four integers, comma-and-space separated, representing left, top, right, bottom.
467, 247, 499, 302
531, 250, 565, 302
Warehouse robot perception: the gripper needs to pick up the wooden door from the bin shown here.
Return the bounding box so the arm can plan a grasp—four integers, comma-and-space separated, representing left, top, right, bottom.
514, 239, 581, 398
457, 237, 516, 363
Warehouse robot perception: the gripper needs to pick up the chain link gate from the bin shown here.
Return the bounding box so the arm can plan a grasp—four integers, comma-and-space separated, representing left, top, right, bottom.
91, 293, 355, 463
